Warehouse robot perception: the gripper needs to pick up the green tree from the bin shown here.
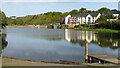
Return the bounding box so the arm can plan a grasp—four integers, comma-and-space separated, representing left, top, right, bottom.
0, 10, 7, 28
96, 13, 116, 23
96, 15, 107, 23
97, 7, 110, 14
62, 12, 70, 16
70, 9, 79, 15
79, 8, 86, 13
104, 13, 116, 19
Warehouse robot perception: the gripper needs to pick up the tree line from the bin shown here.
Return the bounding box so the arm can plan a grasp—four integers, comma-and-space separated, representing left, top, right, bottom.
5, 7, 111, 25
0, 10, 7, 28
0, 7, 120, 30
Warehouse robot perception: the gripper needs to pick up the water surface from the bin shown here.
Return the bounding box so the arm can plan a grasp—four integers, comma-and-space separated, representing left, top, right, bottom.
2, 28, 120, 62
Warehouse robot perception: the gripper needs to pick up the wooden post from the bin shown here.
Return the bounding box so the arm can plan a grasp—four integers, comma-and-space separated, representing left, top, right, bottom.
85, 42, 89, 63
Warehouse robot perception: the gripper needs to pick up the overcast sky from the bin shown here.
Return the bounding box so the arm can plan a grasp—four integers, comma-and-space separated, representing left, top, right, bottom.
3, 0, 120, 2
1, 0, 119, 17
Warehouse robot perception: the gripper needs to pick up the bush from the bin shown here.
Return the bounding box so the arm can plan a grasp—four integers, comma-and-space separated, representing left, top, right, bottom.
81, 24, 90, 27
74, 25, 79, 28
99, 21, 120, 30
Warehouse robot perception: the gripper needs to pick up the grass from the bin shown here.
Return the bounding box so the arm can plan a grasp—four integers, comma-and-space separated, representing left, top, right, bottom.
90, 29, 120, 33
74, 27, 120, 33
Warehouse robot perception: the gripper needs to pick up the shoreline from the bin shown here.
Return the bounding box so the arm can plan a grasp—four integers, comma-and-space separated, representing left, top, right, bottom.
2, 57, 82, 66
1, 57, 118, 66
6, 25, 120, 33
2, 56, 82, 65
6, 25, 36, 28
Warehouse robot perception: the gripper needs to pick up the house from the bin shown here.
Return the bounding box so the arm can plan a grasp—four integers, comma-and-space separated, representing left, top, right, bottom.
62, 13, 101, 25
103, 9, 120, 20
10, 16, 17, 19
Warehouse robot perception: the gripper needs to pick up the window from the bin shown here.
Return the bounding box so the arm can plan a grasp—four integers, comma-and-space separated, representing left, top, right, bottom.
88, 17, 91, 23
93, 17, 94, 21
79, 20, 81, 24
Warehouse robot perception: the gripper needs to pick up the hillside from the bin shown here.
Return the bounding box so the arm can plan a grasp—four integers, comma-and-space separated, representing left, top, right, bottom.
6, 8, 111, 25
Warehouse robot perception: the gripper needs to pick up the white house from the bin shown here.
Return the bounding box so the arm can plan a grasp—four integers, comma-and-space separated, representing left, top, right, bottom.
62, 13, 101, 25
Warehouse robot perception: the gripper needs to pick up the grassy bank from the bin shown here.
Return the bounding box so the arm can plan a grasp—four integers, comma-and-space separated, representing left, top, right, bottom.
74, 27, 120, 33
57, 25, 120, 33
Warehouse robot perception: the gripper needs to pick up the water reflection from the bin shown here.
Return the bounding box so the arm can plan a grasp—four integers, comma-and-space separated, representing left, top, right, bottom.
65, 29, 120, 49
0, 33, 8, 56
1, 28, 119, 62
95, 32, 120, 49
65, 29, 120, 62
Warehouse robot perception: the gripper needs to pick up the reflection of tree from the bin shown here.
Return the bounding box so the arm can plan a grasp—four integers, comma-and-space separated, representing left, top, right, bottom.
95, 32, 120, 49
0, 33, 8, 56
42, 35, 63, 40
65, 29, 120, 49
46, 37, 62, 40
70, 40, 87, 47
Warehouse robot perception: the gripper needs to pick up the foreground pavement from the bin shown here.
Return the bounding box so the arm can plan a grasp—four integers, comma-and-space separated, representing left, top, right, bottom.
1, 57, 119, 67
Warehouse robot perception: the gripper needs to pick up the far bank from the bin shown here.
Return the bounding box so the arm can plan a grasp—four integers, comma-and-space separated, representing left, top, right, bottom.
6, 25, 120, 33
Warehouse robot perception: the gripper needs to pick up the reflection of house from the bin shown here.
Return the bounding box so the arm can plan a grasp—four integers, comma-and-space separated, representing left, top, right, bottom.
65, 29, 120, 48
65, 29, 120, 49
65, 29, 97, 43
62, 13, 101, 25
113, 41, 119, 47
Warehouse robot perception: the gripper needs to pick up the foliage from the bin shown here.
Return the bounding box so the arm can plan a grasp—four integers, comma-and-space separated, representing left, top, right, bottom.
104, 13, 116, 19
96, 12, 120, 30
7, 12, 64, 25
3, 7, 118, 30
79, 8, 86, 13
96, 16, 107, 23
96, 13, 116, 23
97, 7, 110, 14
70, 9, 79, 15
81, 24, 90, 27
0, 10, 7, 28
98, 21, 120, 30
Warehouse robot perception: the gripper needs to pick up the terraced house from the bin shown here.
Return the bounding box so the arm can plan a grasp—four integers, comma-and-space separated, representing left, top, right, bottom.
62, 13, 101, 25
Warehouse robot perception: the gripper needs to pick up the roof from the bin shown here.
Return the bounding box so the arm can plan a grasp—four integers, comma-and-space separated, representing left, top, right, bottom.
90, 13, 100, 17
71, 13, 99, 17
104, 10, 120, 14
79, 14, 89, 17
72, 13, 89, 17
68, 17, 77, 20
